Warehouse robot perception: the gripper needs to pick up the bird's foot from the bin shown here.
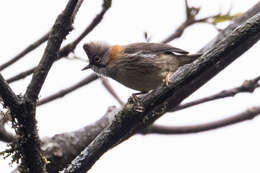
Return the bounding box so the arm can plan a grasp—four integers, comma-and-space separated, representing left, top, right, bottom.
128, 92, 146, 112
163, 72, 172, 86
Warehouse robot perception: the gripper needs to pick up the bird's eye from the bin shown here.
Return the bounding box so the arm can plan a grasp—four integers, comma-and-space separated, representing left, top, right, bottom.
93, 56, 101, 64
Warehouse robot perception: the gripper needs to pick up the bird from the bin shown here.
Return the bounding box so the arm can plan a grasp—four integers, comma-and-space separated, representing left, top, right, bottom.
82, 42, 201, 94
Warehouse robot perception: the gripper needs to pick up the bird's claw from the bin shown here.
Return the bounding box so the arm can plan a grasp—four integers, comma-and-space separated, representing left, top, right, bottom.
128, 93, 145, 112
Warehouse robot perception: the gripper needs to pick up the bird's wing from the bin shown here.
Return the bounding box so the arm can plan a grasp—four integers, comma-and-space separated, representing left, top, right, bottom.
123, 42, 189, 55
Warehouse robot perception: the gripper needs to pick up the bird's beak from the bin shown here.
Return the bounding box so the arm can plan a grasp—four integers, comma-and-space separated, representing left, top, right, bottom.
81, 64, 91, 71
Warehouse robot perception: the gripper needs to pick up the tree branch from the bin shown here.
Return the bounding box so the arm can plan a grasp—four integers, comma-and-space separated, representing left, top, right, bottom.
170, 75, 260, 112
62, 12, 260, 173
200, 1, 260, 53
37, 73, 98, 106
0, 74, 20, 109
25, 0, 79, 101
161, 0, 232, 44
60, 0, 112, 54
42, 106, 117, 173
101, 77, 125, 106
0, 33, 49, 71
6, 67, 35, 84
1, 1, 81, 172
141, 106, 260, 135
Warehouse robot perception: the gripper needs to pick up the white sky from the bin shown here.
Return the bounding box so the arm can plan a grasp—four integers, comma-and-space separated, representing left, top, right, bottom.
0, 0, 260, 172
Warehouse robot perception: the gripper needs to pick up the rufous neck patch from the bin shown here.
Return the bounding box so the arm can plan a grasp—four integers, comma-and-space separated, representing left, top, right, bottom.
110, 45, 124, 63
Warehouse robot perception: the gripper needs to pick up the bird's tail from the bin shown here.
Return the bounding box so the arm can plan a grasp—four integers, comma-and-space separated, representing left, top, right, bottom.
177, 53, 202, 66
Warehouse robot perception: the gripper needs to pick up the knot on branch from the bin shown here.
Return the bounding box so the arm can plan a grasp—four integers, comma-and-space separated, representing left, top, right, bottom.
241, 79, 259, 93
103, 0, 112, 9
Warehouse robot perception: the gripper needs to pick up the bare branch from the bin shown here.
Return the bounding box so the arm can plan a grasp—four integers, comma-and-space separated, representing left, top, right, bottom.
72, 0, 85, 20
1, 1, 81, 172
0, 74, 20, 109
0, 32, 49, 71
200, 1, 260, 53
161, 0, 236, 44
43, 106, 117, 173
101, 78, 125, 106
6, 67, 35, 84
37, 73, 98, 106
25, 0, 79, 101
58, 0, 112, 59
62, 13, 260, 173
141, 106, 260, 134
170, 75, 260, 112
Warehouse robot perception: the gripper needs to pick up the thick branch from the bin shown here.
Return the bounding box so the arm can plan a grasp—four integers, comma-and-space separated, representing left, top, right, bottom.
141, 106, 260, 134
5, 1, 81, 173
62, 13, 260, 173
37, 73, 98, 106
0, 74, 20, 109
25, 0, 79, 101
42, 106, 117, 173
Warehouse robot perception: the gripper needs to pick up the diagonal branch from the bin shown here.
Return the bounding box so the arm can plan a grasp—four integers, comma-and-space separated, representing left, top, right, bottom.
161, 0, 231, 44
141, 105, 260, 134
2, 1, 81, 173
60, 0, 112, 55
0, 0, 85, 72
6, 67, 35, 84
170, 75, 260, 112
62, 12, 260, 173
42, 106, 117, 173
37, 73, 98, 106
25, 0, 79, 101
101, 77, 125, 106
0, 74, 20, 109
0, 32, 49, 71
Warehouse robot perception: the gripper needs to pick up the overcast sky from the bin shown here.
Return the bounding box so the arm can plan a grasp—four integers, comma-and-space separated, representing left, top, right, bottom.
0, 0, 260, 172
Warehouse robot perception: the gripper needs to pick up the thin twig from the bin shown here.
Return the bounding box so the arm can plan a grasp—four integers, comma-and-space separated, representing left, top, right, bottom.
141, 106, 260, 134
6, 67, 35, 83
199, 2, 260, 53
101, 77, 125, 106
58, 0, 112, 59
72, 0, 85, 20
161, 0, 238, 44
170, 75, 260, 112
0, 32, 49, 71
37, 73, 98, 106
